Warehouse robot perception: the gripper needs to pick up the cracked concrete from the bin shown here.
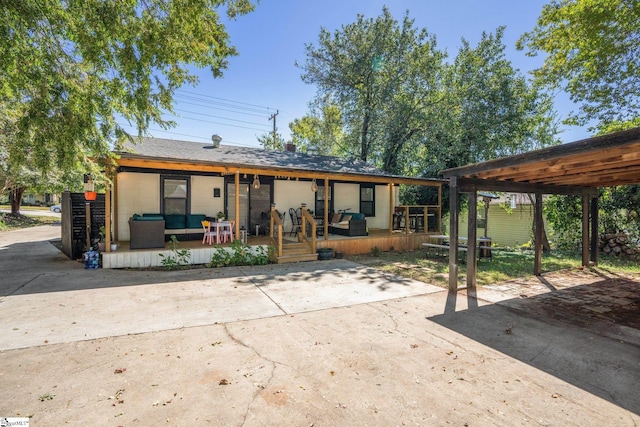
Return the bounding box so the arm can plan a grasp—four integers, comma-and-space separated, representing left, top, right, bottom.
1, 225, 639, 426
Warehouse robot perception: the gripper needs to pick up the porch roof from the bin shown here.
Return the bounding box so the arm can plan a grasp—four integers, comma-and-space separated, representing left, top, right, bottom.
115, 137, 443, 186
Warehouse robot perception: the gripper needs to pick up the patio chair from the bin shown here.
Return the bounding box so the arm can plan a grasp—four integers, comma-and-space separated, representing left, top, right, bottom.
201, 220, 216, 245
289, 208, 302, 236
219, 220, 235, 243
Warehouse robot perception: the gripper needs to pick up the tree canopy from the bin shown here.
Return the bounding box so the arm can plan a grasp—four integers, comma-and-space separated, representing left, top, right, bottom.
298, 8, 557, 184
0, 0, 254, 177
517, 0, 640, 127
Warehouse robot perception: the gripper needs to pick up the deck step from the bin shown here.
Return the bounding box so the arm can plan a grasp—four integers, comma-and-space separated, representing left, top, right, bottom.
275, 253, 319, 264
276, 242, 318, 264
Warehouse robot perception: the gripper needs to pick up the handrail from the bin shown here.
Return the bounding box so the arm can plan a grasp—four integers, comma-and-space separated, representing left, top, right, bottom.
299, 205, 317, 254
395, 204, 441, 234
270, 206, 283, 258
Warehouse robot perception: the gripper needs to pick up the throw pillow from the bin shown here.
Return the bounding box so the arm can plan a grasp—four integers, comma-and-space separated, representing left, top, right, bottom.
332, 213, 342, 223
341, 214, 352, 222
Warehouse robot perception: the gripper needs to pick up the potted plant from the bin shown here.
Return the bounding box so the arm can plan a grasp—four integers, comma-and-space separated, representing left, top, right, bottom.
99, 225, 117, 251
216, 211, 226, 222
98, 226, 107, 252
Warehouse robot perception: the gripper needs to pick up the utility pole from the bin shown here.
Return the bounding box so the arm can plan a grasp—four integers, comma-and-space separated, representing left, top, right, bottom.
269, 110, 279, 148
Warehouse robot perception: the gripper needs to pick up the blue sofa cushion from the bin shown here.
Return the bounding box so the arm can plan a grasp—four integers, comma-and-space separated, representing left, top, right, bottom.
135, 213, 164, 221
164, 214, 186, 229
186, 214, 206, 229
350, 212, 365, 220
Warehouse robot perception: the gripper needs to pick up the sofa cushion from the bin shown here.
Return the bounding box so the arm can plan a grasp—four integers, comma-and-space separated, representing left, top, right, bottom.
350, 212, 365, 220
341, 214, 352, 222
164, 214, 186, 229
332, 213, 342, 223
186, 214, 206, 229
135, 214, 164, 221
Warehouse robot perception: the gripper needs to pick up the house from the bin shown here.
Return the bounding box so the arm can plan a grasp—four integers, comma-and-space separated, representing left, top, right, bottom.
102, 136, 444, 268
456, 193, 551, 247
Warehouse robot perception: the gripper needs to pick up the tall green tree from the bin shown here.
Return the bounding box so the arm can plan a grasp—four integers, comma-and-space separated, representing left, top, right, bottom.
289, 100, 344, 155
1, 0, 254, 213
298, 7, 445, 170
517, 0, 640, 127
421, 27, 559, 177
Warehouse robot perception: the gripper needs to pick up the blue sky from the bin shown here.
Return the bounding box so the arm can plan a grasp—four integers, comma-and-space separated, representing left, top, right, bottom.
124, 0, 591, 148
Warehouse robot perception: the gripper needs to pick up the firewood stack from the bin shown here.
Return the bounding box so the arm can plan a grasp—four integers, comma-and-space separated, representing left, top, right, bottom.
599, 232, 640, 259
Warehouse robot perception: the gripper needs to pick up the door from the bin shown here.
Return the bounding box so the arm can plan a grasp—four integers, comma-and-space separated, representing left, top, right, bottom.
226, 182, 272, 235
226, 183, 249, 231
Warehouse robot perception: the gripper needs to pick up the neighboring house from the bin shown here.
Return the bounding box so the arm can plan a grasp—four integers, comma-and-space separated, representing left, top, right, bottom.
105, 137, 444, 267
457, 193, 551, 247
22, 192, 59, 206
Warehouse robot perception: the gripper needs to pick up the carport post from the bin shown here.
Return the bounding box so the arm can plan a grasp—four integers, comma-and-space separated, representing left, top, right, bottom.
591, 196, 599, 265
533, 192, 543, 276
582, 195, 590, 267
466, 190, 477, 289
448, 177, 459, 292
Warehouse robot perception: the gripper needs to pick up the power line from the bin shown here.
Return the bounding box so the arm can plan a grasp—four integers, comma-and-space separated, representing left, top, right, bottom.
164, 112, 270, 132
175, 89, 277, 112
173, 108, 271, 128
116, 123, 259, 147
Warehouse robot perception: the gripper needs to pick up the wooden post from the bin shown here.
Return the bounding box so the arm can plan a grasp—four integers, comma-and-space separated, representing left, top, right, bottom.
404, 206, 409, 235
388, 183, 394, 235
324, 178, 329, 240
582, 194, 590, 267
437, 184, 442, 234
590, 196, 599, 265
105, 180, 112, 252
533, 192, 543, 276
85, 202, 91, 251
448, 177, 459, 292
235, 171, 240, 239
466, 191, 477, 289
301, 203, 307, 238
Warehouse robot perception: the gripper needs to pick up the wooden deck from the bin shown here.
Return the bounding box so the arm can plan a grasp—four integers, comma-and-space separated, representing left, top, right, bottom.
101, 229, 436, 268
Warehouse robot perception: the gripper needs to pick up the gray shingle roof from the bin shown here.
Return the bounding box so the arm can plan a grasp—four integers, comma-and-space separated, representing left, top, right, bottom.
117, 137, 416, 180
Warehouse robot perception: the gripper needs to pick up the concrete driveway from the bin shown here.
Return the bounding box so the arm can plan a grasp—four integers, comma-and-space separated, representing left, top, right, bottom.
1, 225, 639, 426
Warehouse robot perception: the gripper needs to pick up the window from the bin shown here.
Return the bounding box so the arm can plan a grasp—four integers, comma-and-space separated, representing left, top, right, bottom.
315, 183, 332, 217
360, 184, 375, 217
162, 176, 189, 215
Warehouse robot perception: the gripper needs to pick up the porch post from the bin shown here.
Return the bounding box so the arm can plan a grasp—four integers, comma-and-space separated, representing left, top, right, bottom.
448, 177, 459, 292
590, 196, 599, 265
533, 192, 543, 276
388, 183, 394, 236
105, 179, 112, 252
324, 178, 329, 240
437, 184, 442, 234
466, 190, 477, 289
582, 194, 590, 267
235, 171, 240, 239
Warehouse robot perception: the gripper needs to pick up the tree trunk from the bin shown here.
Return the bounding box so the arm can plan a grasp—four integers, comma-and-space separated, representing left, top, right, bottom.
528, 193, 550, 252
9, 186, 25, 215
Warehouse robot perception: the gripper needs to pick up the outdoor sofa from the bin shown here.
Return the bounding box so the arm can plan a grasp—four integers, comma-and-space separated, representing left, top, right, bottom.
328, 212, 368, 237
128, 216, 165, 249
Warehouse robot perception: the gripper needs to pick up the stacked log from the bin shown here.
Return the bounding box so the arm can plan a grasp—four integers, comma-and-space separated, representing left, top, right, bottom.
599, 232, 640, 259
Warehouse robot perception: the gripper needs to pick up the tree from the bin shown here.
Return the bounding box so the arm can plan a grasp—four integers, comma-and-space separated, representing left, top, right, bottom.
298, 7, 445, 169
425, 27, 559, 177
517, 0, 640, 127
289, 100, 344, 155
257, 131, 285, 151
0, 0, 254, 201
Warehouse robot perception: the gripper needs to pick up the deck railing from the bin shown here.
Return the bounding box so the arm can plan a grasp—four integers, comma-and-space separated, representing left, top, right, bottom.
270, 206, 284, 258
299, 204, 317, 254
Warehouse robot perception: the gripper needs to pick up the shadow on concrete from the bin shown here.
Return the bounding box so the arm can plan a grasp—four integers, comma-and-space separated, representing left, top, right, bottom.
430, 276, 640, 416
1, 237, 427, 298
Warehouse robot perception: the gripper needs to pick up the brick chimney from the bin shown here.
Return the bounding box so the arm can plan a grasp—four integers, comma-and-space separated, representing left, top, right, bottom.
284, 143, 296, 152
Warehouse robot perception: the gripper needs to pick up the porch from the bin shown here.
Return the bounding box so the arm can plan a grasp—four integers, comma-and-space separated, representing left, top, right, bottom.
101, 227, 439, 269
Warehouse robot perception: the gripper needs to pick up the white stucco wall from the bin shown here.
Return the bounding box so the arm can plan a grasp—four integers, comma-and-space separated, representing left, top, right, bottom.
332, 183, 391, 230
273, 179, 316, 231
117, 172, 160, 241
191, 175, 225, 217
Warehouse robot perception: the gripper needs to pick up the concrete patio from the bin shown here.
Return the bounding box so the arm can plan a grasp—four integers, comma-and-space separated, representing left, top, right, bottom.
0, 225, 638, 426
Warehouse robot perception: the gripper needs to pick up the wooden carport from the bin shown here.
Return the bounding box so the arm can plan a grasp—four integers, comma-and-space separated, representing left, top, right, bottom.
441, 127, 640, 292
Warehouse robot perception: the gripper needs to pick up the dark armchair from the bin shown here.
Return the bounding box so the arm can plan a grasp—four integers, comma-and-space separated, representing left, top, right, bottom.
128, 217, 165, 249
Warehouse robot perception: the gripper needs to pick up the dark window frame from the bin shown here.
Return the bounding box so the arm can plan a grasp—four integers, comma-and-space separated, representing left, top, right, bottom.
160, 174, 191, 215
359, 183, 375, 217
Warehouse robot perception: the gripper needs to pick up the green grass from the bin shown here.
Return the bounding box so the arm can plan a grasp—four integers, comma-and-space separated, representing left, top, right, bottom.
0, 212, 60, 232
0, 205, 53, 211
348, 248, 640, 288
